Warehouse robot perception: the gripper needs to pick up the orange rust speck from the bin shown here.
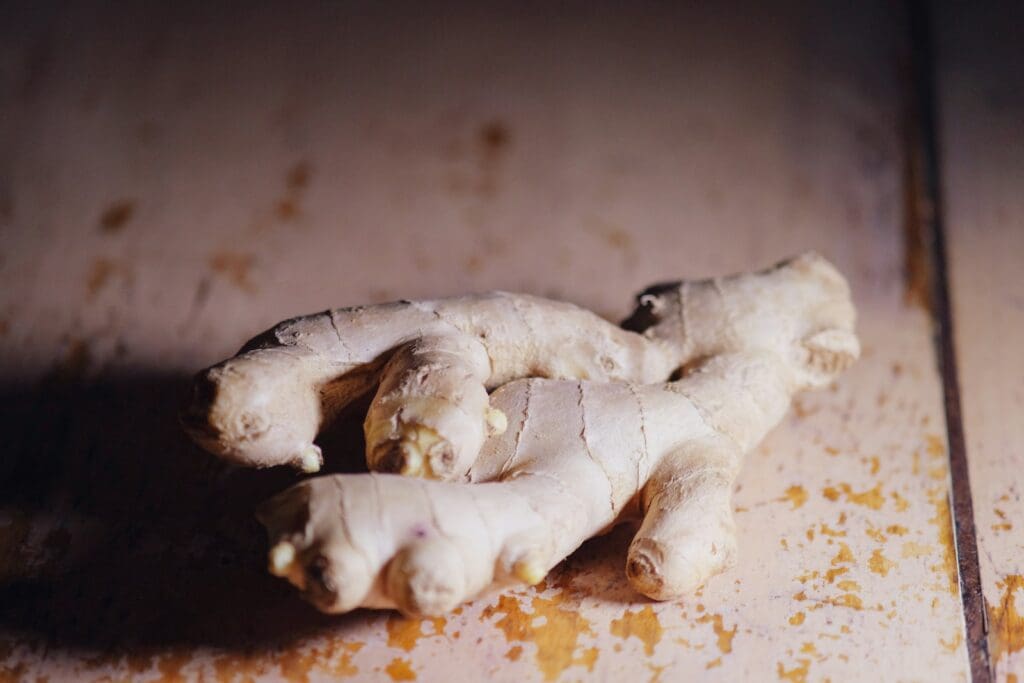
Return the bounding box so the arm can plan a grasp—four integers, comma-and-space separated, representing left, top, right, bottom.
99, 200, 135, 233
901, 541, 934, 559
209, 251, 257, 293
927, 489, 959, 595
989, 574, 1024, 663
696, 613, 737, 655
824, 567, 849, 583
925, 434, 946, 458
868, 456, 880, 475
209, 638, 363, 682
830, 543, 855, 566
86, 258, 130, 299
869, 549, 897, 577
505, 646, 523, 662
823, 483, 885, 510
386, 615, 446, 652
827, 593, 864, 610
154, 651, 189, 682
776, 658, 811, 683
939, 630, 964, 653
481, 592, 594, 681
287, 162, 311, 190
781, 485, 808, 509
385, 657, 416, 681
819, 523, 845, 538
610, 605, 664, 656
789, 612, 806, 626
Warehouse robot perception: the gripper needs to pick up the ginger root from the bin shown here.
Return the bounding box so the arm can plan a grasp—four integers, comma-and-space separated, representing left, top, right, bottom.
183, 289, 683, 478
252, 253, 860, 615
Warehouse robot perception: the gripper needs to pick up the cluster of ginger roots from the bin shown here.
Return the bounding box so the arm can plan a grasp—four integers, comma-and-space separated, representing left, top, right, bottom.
182, 253, 859, 616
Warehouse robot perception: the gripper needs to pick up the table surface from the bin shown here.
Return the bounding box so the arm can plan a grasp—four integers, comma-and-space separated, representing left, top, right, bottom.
0, 2, 1020, 681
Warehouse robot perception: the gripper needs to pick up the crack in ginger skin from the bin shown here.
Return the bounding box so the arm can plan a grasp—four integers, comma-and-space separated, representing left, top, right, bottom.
220, 254, 861, 616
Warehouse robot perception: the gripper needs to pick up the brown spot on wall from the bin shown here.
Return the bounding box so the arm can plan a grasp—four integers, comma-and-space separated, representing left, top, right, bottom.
86, 259, 115, 298
86, 258, 132, 300
287, 162, 311, 191
209, 251, 256, 293
276, 198, 299, 220
788, 612, 805, 626
505, 645, 523, 662
447, 120, 512, 198
479, 121, 510, 153
273, 162, 313, 221
462, 255, 484, 274
99, 200, 135, 233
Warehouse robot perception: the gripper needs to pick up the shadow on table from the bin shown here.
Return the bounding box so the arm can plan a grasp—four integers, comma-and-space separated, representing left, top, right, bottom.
0, 371, 373, 655
0, 369, 646, 667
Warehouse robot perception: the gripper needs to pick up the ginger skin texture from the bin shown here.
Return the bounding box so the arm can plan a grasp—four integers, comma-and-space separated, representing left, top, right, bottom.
183, 287, 682, 478
246, 253, 860, 615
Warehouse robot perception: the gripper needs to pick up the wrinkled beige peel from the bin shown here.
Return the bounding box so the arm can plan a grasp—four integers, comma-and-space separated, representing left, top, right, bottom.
183, 290, 680, 478
254, 253, 860, 616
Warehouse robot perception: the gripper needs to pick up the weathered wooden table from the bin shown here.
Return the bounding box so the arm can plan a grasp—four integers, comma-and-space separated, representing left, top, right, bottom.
1, 2, 1020, 681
